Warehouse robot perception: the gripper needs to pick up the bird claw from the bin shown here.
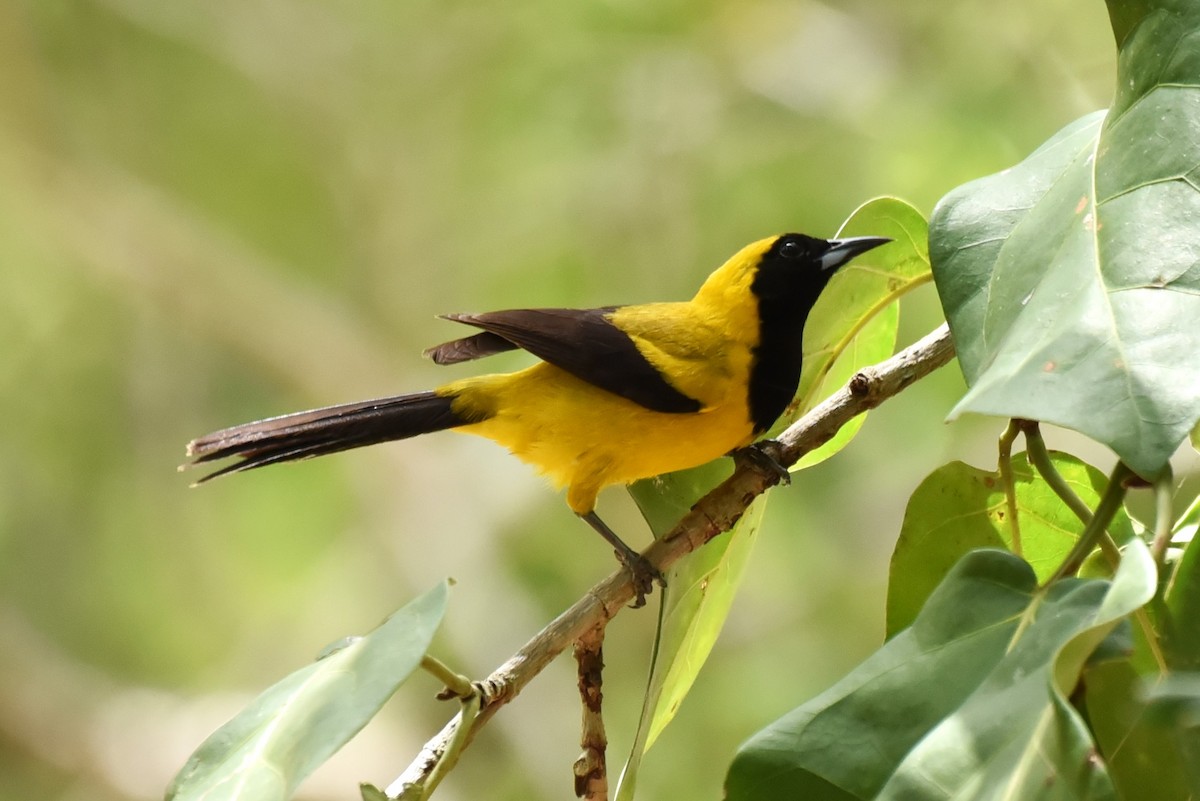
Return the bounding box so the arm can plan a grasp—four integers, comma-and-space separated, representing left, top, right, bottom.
619, 551, 666, 608
733, 441, 792, 485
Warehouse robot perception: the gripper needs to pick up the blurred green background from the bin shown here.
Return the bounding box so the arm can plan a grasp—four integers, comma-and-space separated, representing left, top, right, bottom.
0, 1, 1116, 799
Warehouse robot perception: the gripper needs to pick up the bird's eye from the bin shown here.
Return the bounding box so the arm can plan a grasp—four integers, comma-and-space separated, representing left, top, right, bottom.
779, 239, 804, 259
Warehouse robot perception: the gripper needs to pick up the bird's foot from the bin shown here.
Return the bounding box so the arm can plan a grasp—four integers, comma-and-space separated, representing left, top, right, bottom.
580, 510, 665, 608
732, 441, 792, 485
616, 549, 666, 609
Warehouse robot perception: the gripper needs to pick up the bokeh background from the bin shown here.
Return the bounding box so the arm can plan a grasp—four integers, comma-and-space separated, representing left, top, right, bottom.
0, 1, 1118, 799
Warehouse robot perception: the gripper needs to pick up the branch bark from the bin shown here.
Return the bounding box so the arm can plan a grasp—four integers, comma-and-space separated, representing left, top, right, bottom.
388, 323, 956, 796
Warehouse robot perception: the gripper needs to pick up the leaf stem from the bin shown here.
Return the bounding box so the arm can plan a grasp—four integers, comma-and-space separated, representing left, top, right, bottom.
1140, 469, 1177, 676
1021, 422, 1092, 521
1047, 462, 1134, 584
1023, 422, 1122, 568
420, 655, 475, 699
997, 419, 1023, 557
420, 693, 481, 800
1151, 465, 1175, 568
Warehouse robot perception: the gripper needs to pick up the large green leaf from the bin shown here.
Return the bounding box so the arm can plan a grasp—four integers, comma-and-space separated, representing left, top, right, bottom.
167, 582, 449, 801
725, 544, 1156, 801
929, 0, 1200, 478
726, 550, 1034, 801
878, 541, 1154, 801
886, 453, 1135, 636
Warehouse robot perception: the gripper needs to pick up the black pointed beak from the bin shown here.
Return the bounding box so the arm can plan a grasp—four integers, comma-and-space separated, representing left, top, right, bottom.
820, 236, 892, 271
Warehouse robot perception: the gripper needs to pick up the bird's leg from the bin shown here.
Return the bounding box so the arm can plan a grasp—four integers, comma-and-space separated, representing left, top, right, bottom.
579, 511, 665, 607
730, 440, 792, 485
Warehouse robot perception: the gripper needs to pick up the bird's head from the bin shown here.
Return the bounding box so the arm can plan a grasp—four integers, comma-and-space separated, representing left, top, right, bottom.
750, 233, 892, 303
693, 232, 890, 319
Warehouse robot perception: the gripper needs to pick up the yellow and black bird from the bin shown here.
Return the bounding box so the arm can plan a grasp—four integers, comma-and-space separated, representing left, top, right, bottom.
185, 233, 888, 602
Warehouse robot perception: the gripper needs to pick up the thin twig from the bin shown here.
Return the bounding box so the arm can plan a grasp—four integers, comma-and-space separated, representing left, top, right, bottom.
573, 624, 609, 801
391, 323, 957, 793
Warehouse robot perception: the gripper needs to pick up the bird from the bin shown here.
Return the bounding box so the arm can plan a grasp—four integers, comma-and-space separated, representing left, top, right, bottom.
184, 233, 889, 604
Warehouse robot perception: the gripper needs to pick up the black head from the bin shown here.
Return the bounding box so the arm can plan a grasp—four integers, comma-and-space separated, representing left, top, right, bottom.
746, 233, 890, 433
753, 233, 892, 300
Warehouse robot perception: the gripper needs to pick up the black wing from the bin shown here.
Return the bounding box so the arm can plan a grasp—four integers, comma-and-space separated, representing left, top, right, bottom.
424, 307, 702, 414
424, 330, 519, 365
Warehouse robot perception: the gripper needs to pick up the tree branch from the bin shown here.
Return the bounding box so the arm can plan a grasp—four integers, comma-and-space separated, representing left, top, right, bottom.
388, 323, 956, 796
572, 624, 609, 800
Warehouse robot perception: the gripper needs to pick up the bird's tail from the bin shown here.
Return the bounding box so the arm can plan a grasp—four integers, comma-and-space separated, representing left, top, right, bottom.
183, 390, 484, 483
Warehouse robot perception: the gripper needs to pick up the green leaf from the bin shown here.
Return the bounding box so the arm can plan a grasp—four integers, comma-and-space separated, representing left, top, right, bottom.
1166, 495, 1200, 669
777, 196, 931, 468
929, 0, 1200, 478
880, 541, 1155, 801
886, 453, 1135, 636
726, 550, 1037, 801
618, 462, 765, 800
167, 582, 449, 801
1138, 673, 1200, 794
359, 783, 390, 801
727, 545, 1156, 801
641, 495, 766, 752
1085, 659, 1197, 801
791, 304, 897, 470
1143, 672, 1200, 725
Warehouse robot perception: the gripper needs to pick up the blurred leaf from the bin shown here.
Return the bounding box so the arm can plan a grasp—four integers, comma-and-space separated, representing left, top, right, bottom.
887, 452, 1135, 636
1166, 495, 1200, 669
1141, 673, 1200, 794
166, 582, 449, 801
618, 462, 766, 800
929, 0, 1200, 479
359, 783, 389, 801
779, 197, 931, 469
1144, 672, 1200, 726
1086, 659, 1196, 801
1170, 494, 1200, 548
